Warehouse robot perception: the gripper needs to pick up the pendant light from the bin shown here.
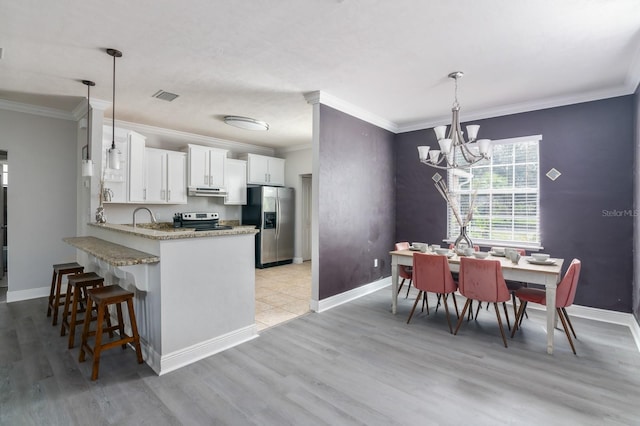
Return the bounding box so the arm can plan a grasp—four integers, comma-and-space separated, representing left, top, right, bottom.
81, 79, 96, 177
107, 48, 122, 170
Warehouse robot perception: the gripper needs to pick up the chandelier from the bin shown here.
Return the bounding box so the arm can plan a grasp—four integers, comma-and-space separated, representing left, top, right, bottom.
418, 71, 491, 170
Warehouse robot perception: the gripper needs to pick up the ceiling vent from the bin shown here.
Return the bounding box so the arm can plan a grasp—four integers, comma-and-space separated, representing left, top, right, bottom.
152, 90, 179, 102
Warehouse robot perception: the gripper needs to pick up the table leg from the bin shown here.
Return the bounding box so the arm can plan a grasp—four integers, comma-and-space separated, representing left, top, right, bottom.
545, 277, 558, 354
391, 258, 398, 315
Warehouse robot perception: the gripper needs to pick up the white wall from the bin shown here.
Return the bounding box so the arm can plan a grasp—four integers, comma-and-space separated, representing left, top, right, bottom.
276, 147, 312, 262
0, 109, 78, 301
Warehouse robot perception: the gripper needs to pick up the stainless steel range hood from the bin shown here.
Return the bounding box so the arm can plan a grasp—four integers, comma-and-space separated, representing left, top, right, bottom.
187, 187, 227, 197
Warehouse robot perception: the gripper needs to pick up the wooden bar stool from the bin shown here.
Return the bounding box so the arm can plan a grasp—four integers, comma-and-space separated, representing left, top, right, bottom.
79, 285, 143, 380
60, 272, 106, 349
47, 262, 84, 326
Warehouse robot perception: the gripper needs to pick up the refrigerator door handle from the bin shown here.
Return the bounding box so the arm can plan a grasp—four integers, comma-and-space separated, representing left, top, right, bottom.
276, 197, 280, 239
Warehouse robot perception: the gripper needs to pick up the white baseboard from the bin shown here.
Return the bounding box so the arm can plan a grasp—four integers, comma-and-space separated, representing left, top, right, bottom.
311, 277, 391, 313
6, 285, 50, 303
157, 324, 259, 376
523, 303, 640, 352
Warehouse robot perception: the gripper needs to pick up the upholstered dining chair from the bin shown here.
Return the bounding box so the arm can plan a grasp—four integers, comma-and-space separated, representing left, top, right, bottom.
407, 253, 459, 333
395, 242, 413, 298
510, 259, 582, 354
454, 257, 512, 347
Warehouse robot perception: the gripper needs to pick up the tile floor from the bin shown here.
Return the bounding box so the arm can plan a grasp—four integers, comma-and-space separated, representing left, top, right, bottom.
255, 261, 311, 331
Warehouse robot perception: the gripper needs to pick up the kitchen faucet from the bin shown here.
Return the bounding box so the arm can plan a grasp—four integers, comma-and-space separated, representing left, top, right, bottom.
133, 207, 157, 227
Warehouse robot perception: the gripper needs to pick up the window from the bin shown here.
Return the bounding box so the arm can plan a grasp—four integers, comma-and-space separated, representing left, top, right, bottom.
2, 163, 7, 187
447, 135, 541, 247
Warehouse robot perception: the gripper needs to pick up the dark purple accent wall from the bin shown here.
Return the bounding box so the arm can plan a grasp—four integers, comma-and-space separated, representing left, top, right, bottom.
318, 104, 396, 300
396, 96, 635, 312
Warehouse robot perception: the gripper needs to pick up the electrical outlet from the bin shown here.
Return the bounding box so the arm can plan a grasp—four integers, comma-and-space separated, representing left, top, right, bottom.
374, 259, 378, 267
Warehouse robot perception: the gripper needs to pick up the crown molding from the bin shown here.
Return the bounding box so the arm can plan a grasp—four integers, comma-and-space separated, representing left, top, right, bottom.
276, 143, 311, 154
0, 98, 76, 121
397, 84, 635, 133
71, 98, 111, 120
106, 118, 275, 156
304, 91, 399, 133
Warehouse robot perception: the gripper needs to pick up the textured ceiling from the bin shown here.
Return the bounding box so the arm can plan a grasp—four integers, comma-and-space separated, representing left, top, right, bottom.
1, 0, 639, 149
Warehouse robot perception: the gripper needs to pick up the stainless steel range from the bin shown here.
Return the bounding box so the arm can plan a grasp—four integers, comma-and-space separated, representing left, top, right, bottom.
173, 212, 233, 231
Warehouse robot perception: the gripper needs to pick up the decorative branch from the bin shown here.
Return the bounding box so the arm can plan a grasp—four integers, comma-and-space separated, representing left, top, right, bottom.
434, 178, 476, 227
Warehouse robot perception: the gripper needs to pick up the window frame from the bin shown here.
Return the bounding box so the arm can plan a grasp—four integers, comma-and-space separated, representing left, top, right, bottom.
445, 135, 542, 249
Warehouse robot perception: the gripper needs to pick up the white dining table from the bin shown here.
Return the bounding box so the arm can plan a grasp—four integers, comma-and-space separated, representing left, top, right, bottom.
390, 249, 565, 354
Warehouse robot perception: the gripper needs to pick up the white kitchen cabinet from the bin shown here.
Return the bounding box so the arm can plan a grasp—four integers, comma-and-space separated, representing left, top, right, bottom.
166, 151, 188, 203
240, 153, 285, 186
224, 159, 247, 205
101, 127, 146, 203
144, 148, 187, 204
187, 144, 227, 188
128, 131, 147, 203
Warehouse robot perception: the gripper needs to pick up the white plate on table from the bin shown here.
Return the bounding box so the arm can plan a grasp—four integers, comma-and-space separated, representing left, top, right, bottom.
525, 257, 557, 265
488, 251, 505, 257
409, 246, 422, 251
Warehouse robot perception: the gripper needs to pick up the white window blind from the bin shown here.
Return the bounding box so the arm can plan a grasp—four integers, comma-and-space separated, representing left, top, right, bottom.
447, 135, 541, 247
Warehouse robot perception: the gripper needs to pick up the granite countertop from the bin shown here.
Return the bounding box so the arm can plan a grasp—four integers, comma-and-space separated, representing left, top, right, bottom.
64, 236, 159, 266
88, 222, 259, 240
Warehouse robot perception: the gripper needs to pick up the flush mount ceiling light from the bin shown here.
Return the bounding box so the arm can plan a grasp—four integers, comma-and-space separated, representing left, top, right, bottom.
81, 79, 96, 177
224, 116, 269, 131
417, 71, 491, 170
107, 48, 122, 170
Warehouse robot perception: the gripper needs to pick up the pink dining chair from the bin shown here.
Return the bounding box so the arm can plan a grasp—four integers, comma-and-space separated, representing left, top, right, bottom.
454, 257, 512, 347
407, 253, 459, 333
511, 259, 582, 354
395, 242, 413, 298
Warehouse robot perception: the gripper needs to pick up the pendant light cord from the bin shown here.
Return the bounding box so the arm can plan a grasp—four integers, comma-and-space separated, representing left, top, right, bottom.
81, 80, 95, 161
111, 50, 116, 150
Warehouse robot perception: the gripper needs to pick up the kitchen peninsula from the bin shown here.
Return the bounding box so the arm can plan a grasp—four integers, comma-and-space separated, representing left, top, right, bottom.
67, 222, 260, 375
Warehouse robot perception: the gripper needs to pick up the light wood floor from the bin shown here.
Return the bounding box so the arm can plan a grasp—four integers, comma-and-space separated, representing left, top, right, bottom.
255, 262, 311, 331
1, 284, 640, 425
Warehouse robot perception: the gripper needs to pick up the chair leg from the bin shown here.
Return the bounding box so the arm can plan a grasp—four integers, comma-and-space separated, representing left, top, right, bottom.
493, 302, 508, 348
557, 308, 577, 355
435, 294, 442, 313
518, 301, 528, 327
502, 302, 511, 331
511, 292, 518, 320
407, 291, 422, 324
474, 300, 482, 320
397, 278, 405, 295
562, 307, 577, 339
511, 299, 527, 338
451, 293, 459, 318
442, 293, 453, 334
454, 299, 472, 335
467, 301, 474, 321
405, 279, 412, 299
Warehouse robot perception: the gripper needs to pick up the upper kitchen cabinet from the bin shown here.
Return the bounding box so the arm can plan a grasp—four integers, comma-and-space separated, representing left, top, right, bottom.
143, 148, 187, 204
187, 144, 228, 189
224, 158, 247, 205
102, 126, 146, 203
240, 153, 285, 186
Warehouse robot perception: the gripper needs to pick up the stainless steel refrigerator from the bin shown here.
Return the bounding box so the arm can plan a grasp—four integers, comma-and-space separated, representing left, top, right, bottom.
242, 186, 295, 268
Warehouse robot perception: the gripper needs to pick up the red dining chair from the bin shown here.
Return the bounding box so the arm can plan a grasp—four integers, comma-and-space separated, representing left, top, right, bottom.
511, 259, 582, 354
395, 242, 413, 298
454, 257, 512, 347
407, 253, 459, 333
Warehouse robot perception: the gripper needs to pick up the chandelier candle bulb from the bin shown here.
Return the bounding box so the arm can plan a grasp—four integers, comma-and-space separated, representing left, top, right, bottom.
438, 138, 453, 154
418, 146, 430, 161
434, 126, 447, 140
466, 125, 480, 140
